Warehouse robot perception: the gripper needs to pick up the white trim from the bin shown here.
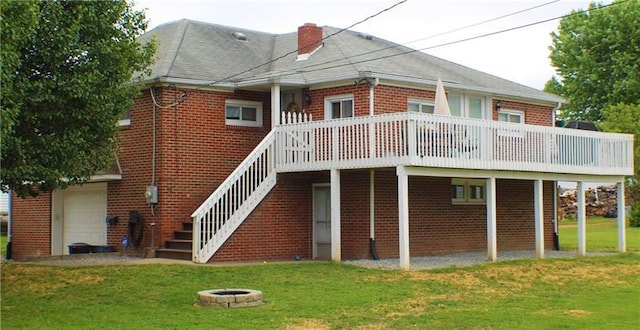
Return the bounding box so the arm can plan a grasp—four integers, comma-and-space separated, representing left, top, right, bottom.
402, 166, 626, 184
486, 177, 497, 262
451, 178, 486, 205
225, 99, 263, 127
498, 109, 525, 124
117, 119, 131, 127
407, 98, 435, 114
617, 182, 626, 252
312, 183, 330, 260
534, 179, 545, 258
330, 169, 341, 262
397, 166, 410, 270
324, 94, 354, 120
577, 181, 587, 256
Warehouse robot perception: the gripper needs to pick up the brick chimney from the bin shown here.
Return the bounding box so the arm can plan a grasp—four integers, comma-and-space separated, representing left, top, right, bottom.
297, 23, 323, 60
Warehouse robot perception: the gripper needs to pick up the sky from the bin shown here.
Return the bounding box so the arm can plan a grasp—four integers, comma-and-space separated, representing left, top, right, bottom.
132, 0, 606, 91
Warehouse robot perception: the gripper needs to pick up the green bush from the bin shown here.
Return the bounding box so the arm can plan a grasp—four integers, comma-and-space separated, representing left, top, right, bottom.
629, 204, 640, 227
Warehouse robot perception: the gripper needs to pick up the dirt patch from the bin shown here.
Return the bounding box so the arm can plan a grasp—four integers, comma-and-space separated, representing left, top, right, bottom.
564, 309, 591, 317
284, 319, 330, 330
1, 265, 105, 297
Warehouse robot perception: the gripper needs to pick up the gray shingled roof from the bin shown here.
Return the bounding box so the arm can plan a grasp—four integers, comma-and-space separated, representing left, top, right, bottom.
140, 19, 562, 104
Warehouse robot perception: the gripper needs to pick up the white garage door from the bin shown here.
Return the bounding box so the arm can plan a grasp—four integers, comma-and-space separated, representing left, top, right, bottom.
63, 183, 107, 252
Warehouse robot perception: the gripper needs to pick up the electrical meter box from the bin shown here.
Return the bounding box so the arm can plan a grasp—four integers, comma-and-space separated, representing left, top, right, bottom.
145, 185, 158, 204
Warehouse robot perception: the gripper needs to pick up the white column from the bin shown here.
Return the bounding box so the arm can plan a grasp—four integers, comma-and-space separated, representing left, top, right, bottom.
330, 169, 341, 262
397, 166, 410, 270
271, 84, 280, 128
486, 177, 497, 262
577, 181, 586, 256
617, 181, 626, 252
534, 179, 545, 258
370, 170, 375, 240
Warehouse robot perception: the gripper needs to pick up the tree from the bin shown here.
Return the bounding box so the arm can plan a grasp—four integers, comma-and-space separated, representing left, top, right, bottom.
545, 0, 640, 121
600, 103, 640, 226
1, 0, 155, 197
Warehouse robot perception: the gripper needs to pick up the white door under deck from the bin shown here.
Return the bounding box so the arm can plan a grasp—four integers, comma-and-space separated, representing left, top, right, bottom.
313, 185, 331, 260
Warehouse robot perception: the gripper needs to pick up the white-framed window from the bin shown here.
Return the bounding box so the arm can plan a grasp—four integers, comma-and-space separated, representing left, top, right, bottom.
225, 99, 263, 127
407, 99, 434, 114
497, 109, 524, 137
118, 110, 131, 127
452, 178, 486, 204
447, 93, 486, 119
498, 109, 524, 124
325, 95, 354, 119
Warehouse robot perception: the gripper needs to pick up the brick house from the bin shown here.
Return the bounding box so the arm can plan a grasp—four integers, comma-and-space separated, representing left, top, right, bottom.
10, 20, 633, 269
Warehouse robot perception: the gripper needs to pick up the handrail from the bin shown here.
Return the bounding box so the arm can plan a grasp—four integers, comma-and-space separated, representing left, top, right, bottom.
275, 112, 634, 176
191, 131, 277, 263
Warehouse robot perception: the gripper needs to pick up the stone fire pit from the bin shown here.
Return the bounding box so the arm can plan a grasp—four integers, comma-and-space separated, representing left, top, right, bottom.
197, 289, 263, 308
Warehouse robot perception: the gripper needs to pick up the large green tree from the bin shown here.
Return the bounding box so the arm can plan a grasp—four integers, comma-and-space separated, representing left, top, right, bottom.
1, 0, 155, 197
546, 0, 640, 121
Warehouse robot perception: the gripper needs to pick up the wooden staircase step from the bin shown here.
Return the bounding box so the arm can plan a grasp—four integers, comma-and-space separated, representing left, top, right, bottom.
155, 248, 192, 261
173, 230, 192, 240
165, 239, 192, 250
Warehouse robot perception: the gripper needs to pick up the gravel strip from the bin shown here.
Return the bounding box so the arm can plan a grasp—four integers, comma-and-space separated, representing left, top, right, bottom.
344, 250, 614, 270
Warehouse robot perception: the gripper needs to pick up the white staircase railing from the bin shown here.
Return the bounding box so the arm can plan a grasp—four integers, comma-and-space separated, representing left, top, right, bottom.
191, 131, 277, 263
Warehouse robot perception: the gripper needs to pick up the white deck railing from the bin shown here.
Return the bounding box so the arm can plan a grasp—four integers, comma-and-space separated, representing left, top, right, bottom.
275, 112, 633, 176
192, 112, 632, 263
191, 131, 277, 263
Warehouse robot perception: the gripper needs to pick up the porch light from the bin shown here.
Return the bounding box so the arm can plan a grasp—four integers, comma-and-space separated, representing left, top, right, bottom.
496, 100, 502, 111
304, 94, 312, 106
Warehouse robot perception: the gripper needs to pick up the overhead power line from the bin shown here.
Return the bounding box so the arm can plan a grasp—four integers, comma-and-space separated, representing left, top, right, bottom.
204, 0, 408, 86
262, 0, 626, 81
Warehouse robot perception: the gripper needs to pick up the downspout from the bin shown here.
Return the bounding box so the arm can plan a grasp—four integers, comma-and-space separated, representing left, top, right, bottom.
5, 190, 12, 259
552, 101, 561, 250
368, 79, 380, 260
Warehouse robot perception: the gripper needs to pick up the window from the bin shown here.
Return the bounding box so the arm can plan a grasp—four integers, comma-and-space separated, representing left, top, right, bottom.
225, 100, 262, 127
118, 110, 131, 127
452, 179, 486, 204
498, 109, 524, 137
447, 93, 486, 119
407, 99, 434, 114
498, 110, 524, 124
325, 95, 353, 119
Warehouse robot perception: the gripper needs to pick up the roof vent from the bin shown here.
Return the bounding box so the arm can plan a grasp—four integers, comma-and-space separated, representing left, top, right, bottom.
359, 33, 374, 41
232, 31, 247, 41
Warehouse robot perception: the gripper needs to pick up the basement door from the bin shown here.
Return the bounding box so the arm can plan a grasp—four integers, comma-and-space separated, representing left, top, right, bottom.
52, 183, 107, 255
313, 185, 331, 260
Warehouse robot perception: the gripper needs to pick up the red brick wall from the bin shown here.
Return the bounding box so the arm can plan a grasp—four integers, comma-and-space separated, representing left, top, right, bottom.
332, 171, 556, 260
492, 100, 554, 126
210, 172, 326, 262
304, 84, 554, 126
11, 192, 51, 260
111, 86, 272, 251
210, 169, 556, 262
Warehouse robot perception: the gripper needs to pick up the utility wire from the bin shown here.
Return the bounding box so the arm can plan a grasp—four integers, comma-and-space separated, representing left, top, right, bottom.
402, 0, 559, 46
262, 0, 626, 80
205, 0, 560, 85
204, 0, 408, 86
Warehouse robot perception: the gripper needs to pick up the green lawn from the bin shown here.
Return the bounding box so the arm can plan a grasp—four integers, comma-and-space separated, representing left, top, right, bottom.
558, 216, 640, 252
1, 234, 6, 258
2, 254, 639, 329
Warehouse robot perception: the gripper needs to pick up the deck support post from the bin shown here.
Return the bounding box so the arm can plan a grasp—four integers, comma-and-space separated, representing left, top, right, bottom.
486, 177, 497, 262
577, 181, 587, 256
330, 169, 341, 262
271, 84, 280, 128
397, 166, 410, 270
617, 180, 626, 252
534, 179, 545, 258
